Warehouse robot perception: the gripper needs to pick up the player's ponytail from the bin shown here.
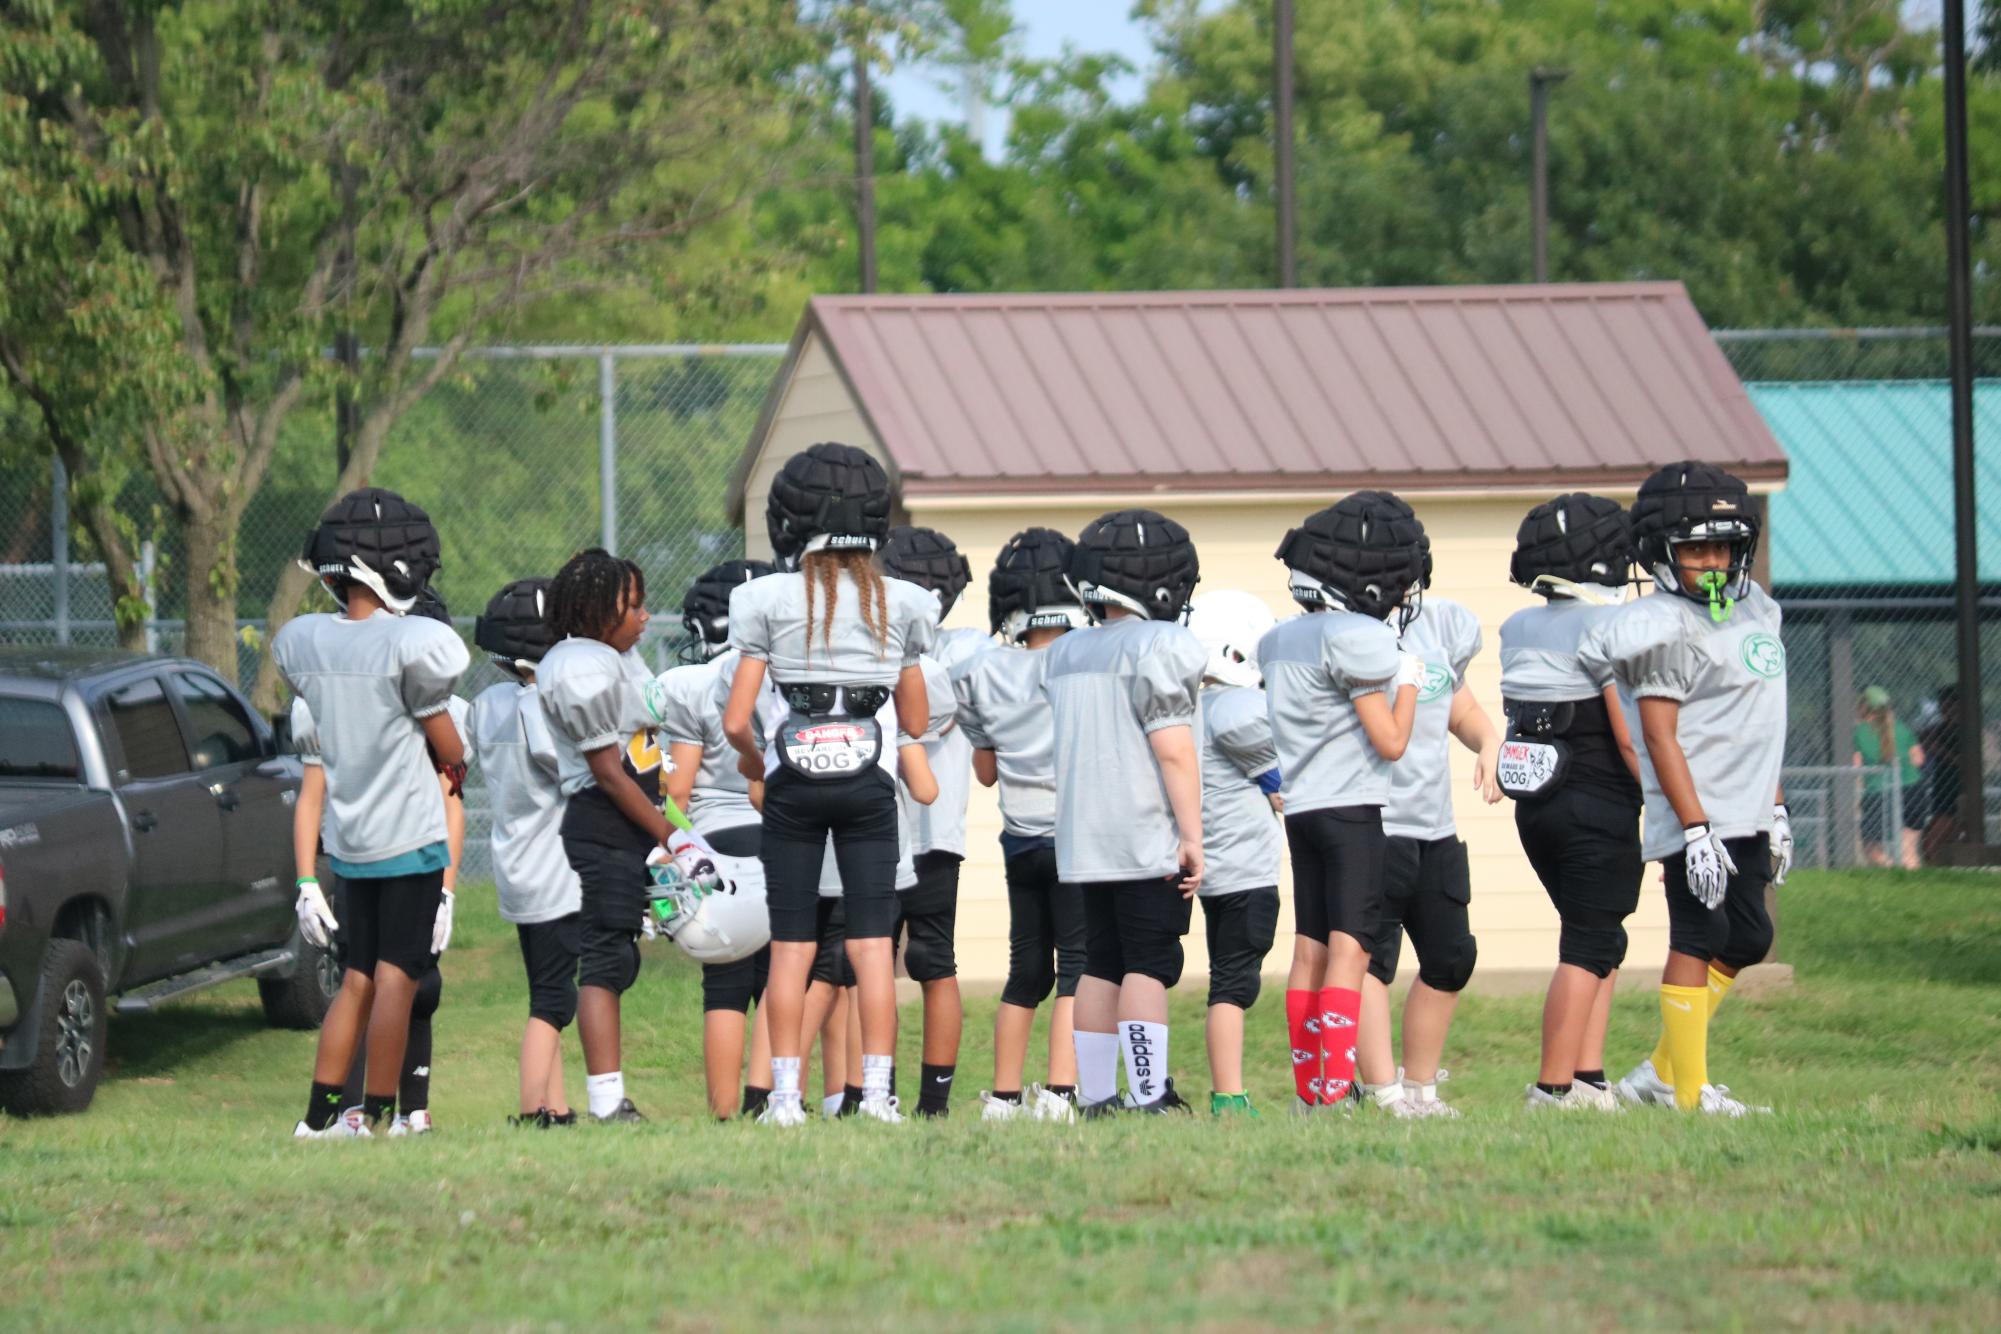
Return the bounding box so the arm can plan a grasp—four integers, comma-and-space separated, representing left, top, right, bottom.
801, 549, 890, 660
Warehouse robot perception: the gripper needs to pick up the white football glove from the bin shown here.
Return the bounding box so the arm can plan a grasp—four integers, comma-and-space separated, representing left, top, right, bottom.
1682, 823, 1737, 910
431, 889, 455, 955
295, 878, 338, 950
1394, 652, 1426, 692
1770, 803, 1793, 885
640, 910, 658, 942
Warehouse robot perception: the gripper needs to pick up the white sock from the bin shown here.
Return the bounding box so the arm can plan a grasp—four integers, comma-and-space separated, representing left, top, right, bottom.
1371, 1081, 1407, 1107
1074, 1030, 1119, 1105
771, 1056, 801, 1100
822, 1092, 845, 1118
1406, 1079, 1438, 1104
1120, 1020, 1169, 1106
586, 1071, 625, 1119
862, 1053, 894, 1100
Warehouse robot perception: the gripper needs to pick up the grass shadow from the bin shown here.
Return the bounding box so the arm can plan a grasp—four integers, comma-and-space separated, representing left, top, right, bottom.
103, 996, 269, 1082
1783, 870, 2001, 988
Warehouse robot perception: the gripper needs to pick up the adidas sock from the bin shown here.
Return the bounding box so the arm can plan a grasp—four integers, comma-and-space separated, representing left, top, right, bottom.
1706, 965, 1735, 1018
1317, 986, 1361, 1104
770, 1057, 801, 1100
1660, 984, 1709, 1111
586, 1071, 626, 1119
361, 1092, 397, 1125
862, 1053, 894, 1101
1574, 1069, 1608, 1090
305, 1080, 346, 1131
1074, 1030, 1119, 1105
741, 1085, 771, 1118
1120, 1020, 1169, 1106
918, 1062, 955, 1115
1286, 988, 1322, 1104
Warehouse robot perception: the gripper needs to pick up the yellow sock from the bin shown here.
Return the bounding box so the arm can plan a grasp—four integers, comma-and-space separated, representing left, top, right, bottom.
1660, 985, 1709, 1110
1706, 965, 1735, 1018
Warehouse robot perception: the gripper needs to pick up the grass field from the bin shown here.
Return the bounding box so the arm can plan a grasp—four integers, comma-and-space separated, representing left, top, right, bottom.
3, 870, 1999, 1330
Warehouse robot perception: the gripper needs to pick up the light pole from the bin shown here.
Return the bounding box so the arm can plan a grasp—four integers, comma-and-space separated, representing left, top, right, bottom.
1274, 0, 1296, 288
1530, 67, 1568, 284
854, 37, 877, 294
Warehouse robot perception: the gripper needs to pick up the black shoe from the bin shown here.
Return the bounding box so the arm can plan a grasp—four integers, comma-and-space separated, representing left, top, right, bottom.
1081, 1096, 1124, 1120
1138, 1079, 1195, 1115
834, 1095, 860, 1119
916, 1104, 950, 1120
508, 1108, 552, 1128
546, 1109, 578, 1127
592, 1098, 646, 1124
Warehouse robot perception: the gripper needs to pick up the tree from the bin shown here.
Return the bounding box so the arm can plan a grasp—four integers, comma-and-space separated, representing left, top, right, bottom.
0, 0, 813, 701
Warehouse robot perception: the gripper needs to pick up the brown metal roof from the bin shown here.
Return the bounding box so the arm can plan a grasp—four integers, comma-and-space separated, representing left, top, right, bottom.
730, 282, 1785, 515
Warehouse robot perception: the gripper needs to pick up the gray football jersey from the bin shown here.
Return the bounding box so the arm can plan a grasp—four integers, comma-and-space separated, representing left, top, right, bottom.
905, 625, 992, 858
1579, 586, 1788, 860
1258, 610, 1401, 813
953, 644, 1058, 839
1041, 617, 1207, 884
272, 611, 468, 863
469, 681, 582, 923
1499, 596, 1629, 702
536, 638, 659, 797
1196, 685, 1284, 896
728, 570, 936, 686
648, 652, 760, 836
1385, 599, 1483, 840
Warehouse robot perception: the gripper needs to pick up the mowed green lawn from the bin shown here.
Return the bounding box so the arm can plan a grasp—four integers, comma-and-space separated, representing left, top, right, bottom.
3, 871, 1999, 1330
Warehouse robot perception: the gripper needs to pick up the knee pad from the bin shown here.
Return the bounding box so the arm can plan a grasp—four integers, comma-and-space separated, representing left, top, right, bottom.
1130, 936, 1185, 990
1054, 943, 1084, 999
1717, 915, 1774, 972
1366, 936, 1402, 987
1207, 963, 1262, 1011
530, 980, 579, 1032
702, 960, 757, 1015
411, 967, 443, 1021
902, 928, 957, 985
1000, 957, 1056, 1009
1558, 921, 1626, 979
1418, 934, 1477, 994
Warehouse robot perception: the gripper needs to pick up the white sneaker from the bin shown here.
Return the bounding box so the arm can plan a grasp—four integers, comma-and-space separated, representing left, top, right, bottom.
1524, 1083, 1591, 1111
1697, 1083, 1771, 1117
756, 1095, 808, 1127
857, 1094, 904, 1124
1616, 1059, 1676, 1108
980, 1091, 1025, 1122
387, 1109, 434, 1137
1402, 1080, 1460, 1119
1565, 1082, 1626, 1114
1029, 1085, 1077, 1124
1369, 1083, 1424, 1119
293, 1107, 373, 1139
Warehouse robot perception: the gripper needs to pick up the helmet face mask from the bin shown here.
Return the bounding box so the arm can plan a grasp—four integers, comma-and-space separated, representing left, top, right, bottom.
298, 487, 440, 615
1631, 462, 1759, 622
764, 443, 892, 570
1070, 509, 1200, 624
678, 559, 775, 664
1186, 590, 1276, 689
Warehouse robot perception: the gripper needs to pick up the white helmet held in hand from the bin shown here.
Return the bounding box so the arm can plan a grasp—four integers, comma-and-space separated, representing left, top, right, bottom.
1186, 590, 1276, 690
648, 842, 771, 964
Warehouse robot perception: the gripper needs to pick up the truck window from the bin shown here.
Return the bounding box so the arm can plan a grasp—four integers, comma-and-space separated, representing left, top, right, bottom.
104, 677, 192, 781
0, 696, 82, 780
171, 672, 260, 769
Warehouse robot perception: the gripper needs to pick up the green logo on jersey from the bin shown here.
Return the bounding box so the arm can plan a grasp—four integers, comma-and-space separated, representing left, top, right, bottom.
1741, 633, 1785, 679
640, 677, 668, 724
1417, 663, 1454, 703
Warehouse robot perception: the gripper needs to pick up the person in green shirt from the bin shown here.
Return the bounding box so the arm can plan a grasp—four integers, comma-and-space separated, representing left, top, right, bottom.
1852, 686, 1925, 869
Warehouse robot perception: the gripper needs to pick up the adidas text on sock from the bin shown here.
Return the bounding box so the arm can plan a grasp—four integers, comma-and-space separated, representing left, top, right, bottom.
1120, 1020, 1169, 1106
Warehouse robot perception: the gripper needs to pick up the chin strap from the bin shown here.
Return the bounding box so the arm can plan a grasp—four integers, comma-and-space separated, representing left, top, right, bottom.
1696, 570, 1736, 622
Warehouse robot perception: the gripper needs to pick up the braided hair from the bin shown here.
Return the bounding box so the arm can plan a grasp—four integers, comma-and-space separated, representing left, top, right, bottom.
547, 547, 645, 643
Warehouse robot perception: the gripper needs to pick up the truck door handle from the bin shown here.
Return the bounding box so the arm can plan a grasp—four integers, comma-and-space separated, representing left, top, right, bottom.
211, 784, 241, 812
133, 810, 159, 832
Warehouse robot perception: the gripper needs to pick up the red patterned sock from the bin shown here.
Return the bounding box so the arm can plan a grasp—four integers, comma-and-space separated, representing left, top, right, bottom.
1286, 988, 1322, 1104
1317, 986, 1361, 1104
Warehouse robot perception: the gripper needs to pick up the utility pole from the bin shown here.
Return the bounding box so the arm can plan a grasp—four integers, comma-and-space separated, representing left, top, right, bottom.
1273, 0, 1297, 288
854, 38, 878, 294
1942, 0, 1990, 854
1530, 67, 1568, 284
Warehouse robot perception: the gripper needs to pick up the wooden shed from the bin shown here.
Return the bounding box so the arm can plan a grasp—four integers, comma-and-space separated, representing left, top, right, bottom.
727, 283, 1788, 986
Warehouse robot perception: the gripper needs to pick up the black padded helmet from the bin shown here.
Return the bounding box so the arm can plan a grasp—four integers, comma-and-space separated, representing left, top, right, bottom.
1070, 509, 1200, 623
680, 559, 775, 660
879, 526, 972, 620
1510, 493, 1633, 594
475, 577, 556, 674
1275, 490, 1427, 629
987, 527, 1088, 640
1631, 461, 1759, 619
297, 487, 440, 614
765, 443, 892, 569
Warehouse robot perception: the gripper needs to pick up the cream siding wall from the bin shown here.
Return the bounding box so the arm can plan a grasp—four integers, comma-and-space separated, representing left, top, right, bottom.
902, 492, 1668, 989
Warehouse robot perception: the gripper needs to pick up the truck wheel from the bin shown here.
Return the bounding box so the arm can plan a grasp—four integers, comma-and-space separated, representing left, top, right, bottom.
258, 936, 339, 1030
0, 939, 109, 1116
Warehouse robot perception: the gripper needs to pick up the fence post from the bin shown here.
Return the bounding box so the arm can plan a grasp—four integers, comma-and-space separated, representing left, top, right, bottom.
50, 454, 70, 645
140, 541, 158, 655
1827, 609, 1857, 866
599, 351, 618, 556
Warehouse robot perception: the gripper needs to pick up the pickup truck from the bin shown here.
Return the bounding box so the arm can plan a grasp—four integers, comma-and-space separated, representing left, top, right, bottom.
0, 648, 334, 1115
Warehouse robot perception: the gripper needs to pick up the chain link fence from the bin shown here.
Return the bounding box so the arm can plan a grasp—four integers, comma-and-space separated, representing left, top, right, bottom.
1717, 327, 2001, 869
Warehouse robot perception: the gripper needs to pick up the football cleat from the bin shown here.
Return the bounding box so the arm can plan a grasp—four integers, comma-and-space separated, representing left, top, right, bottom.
1615, 1059, 1677, 1108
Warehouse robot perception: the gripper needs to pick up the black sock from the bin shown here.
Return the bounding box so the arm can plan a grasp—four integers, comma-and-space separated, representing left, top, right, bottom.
362, 1092, 397, 1125
837, 1083, 862, 1118
741, 1085, 771, 1118
993, 1089, 1023, 1104
1048, 1084, 1076, 1101
305, 1081, 346, 1131
1536, 1081, 1572, 1097
1574, 1069, 1608, 1089
918, 1063, 955, 1115
400, 972, 439, 1113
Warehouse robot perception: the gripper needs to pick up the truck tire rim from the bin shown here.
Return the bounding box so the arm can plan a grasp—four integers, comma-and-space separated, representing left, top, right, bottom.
316, 948, 342, 1001
56, 979, 96, 1088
